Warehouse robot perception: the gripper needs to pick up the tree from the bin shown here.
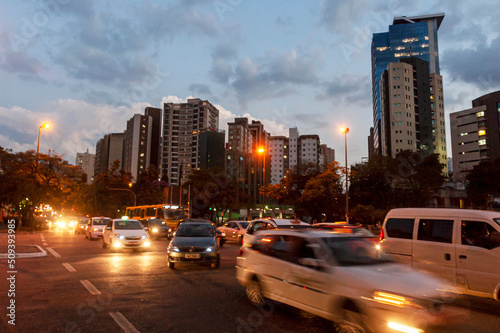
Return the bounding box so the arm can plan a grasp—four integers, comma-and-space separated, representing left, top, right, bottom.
298, 162, 344, 221
466, 159, 500, 209
259, 181, 290, 218
133, 165, 166, 205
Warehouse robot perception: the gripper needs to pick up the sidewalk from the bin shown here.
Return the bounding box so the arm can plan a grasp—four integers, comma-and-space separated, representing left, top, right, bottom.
0, 229, 47, 258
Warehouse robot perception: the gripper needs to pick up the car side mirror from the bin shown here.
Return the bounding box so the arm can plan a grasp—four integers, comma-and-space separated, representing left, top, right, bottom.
246, 228, 253, 235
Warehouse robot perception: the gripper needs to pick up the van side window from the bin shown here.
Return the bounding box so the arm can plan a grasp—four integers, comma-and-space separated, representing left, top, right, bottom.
417, 219, 453, 243
462, 221, 500, 250
386, 218, 414, 239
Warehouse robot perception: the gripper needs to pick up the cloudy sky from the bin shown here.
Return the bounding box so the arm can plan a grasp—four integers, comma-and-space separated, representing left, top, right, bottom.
1, 0, 499, 166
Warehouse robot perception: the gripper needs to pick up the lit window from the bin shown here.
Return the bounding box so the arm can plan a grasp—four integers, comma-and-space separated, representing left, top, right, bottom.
479, 139, 487, 146
478, 130, 486, 136
460, 132, 468, 136
476, 111, 485, 117
377, 46, 389, 52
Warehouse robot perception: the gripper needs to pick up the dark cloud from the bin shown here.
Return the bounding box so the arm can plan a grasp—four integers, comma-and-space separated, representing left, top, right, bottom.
230, 50, 321, 106
189, 83, 212, 95
442, 37, 500, 89
3, 51, 41, 75
209, 43, 238, 84
317, 74, 371, 106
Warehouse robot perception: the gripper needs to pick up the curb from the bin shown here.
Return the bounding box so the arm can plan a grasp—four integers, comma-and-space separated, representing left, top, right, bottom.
0, 245, 47, 259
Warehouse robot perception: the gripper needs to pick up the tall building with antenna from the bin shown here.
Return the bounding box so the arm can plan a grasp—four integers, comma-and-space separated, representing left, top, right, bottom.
371, 13, 445, 156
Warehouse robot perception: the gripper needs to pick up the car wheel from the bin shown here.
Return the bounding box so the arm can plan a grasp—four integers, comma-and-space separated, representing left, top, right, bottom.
167, 259, 175, 269
333, 306, 368, 333
211, 255, 220, 269
102, 239, 108, 248
246, 279, 266, 305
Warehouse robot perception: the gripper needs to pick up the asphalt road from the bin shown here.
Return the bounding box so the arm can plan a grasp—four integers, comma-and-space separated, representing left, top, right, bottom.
1, 229, 499, 333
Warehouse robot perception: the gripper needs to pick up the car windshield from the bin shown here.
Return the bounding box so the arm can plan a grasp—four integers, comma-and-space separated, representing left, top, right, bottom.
239, 222, 249, 229
93, 218, 110, 225
176, 224, 214, 237
321, 237, 390, 266
494, 218, 500, 227
149, 219, 166, 226
114, 220, 143, 230
79, 219, 89, 224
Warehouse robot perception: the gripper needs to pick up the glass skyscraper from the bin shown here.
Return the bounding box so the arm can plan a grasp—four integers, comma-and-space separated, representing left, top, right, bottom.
371, 13, 444, 155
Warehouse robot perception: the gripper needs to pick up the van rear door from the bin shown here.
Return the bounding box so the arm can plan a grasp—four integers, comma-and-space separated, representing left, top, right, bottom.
412, 217, 456, 283
381, 217, 415, 264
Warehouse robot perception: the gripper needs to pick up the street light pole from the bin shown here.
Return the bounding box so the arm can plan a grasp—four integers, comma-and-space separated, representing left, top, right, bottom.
258, 147, 266, 217
340, 127, 349, 224
36, 123, 50, 168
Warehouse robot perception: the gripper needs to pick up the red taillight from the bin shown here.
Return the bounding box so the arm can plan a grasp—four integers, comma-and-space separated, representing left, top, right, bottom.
379, 229, 384, 241
238, 247, 245, 257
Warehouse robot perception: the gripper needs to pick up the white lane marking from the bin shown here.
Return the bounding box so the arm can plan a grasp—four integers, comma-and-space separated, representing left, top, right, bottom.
109, 312, 141, 333
46, 247, 61, 258
62, 263, 76, 272
80, 280, 101, 295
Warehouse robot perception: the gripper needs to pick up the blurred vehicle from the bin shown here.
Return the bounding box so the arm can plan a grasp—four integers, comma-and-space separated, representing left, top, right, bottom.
218, 221, 250, 244
142, 218, 172, 239
54, 216, 78, 231
237, 229, 462, 333
312, 223, 379, 246
215, 228, 226, 247
102, 218, 150, 252
381, 208, 500, 301
75, 217, 90, 234
167, 220, 219, 269
85, 217, 111, 240
243, 218, 310, 245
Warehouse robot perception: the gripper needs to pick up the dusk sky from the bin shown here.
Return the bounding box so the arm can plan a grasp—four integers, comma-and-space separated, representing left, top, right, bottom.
1, 0, 499, 166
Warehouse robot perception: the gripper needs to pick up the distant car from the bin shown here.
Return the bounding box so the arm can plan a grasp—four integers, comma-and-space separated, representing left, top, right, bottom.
85, 217, 111, 240
215, 228, 226, 247
243, 218, 310, 245
167, 221, 220, 269
142, 218, 172, 239
237, 228, 462, 333
102, 218, 150, 252
75, 217, 90, 234
218, 221, 250, 244
54, 216, 78, 231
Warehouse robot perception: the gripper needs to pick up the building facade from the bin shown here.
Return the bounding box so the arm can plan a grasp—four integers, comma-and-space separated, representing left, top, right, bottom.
123, 114, 153, 181
450, 90, 500, 182
379, 57, 447, 171
371, 13, 444, 156
94, 133, 125, 178
162, 98, 219, 186
145, 106, 162, 170
75, 149, 95, 184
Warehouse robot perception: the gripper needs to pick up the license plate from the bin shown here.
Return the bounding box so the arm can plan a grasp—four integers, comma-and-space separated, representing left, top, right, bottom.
185, 253, 200, 259
128, 241, 138, 244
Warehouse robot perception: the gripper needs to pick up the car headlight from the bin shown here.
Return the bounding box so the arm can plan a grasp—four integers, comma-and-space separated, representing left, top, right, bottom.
168, 244, 179, 252
372, 292, 422, 310
206, 246, 217, 252
113, 242, 122, 248
143, 241, 151, 247
118, 235, 125, 240
93, 228, 98, 231
152, 228, 158, 233
142, 235, 147, 239
221, 232, 226, 237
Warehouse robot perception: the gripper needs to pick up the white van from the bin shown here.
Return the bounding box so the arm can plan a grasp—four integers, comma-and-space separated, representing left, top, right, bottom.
380, 208, 500, 300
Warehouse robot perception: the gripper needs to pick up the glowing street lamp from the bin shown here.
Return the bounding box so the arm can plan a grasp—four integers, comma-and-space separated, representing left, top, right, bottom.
340, 127, 349, 224
36, 123, 50, 167
257, 146, 266, 216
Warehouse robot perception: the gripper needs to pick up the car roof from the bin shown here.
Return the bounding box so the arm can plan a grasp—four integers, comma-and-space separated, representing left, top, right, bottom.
253, 228, 362, 239
252, 218, 309, 226
182, 219, 213, 223
386, 208, 500, 220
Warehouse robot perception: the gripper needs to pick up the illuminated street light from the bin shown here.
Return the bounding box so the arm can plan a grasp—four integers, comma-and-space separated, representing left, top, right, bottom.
36, 123, 50, 167
340, 127, 349, 224
257, 146, 266, 217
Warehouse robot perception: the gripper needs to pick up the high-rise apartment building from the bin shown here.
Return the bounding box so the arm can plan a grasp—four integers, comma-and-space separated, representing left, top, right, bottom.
319, 144, 335, 171
371, 13, 444, 156
94, 133, 124, 178
379, 57, 447, 170
123, 114, 153, 181
450, 90, 500, 182
162, 98, 219, 186
76, 149, 95, 184
145, 106, 162, 170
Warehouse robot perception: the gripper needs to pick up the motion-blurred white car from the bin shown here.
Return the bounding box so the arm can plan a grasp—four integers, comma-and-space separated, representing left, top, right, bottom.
236, 229, 463, 333
218, 221, 250, 243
